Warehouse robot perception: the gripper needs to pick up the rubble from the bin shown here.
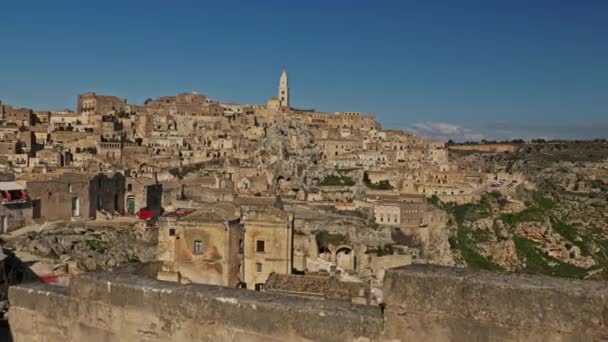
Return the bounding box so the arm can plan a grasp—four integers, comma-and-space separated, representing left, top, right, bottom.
5, 223, 157, 272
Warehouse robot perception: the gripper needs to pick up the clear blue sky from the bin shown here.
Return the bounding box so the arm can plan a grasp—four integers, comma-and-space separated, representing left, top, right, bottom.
1, 0, 607, 140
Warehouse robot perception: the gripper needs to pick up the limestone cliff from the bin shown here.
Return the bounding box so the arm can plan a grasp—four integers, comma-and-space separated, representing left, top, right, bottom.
254, 123, 323, 193
447, 141, 608, 279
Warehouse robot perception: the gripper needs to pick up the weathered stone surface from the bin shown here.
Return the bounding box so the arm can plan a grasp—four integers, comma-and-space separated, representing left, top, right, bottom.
6, 223, 157, 272
9, 265, 608, 341
383, 265, 608, 341
9, 272, 382, 342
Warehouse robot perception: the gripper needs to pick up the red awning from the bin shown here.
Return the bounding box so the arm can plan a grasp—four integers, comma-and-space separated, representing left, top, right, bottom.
138, 210, 153, 220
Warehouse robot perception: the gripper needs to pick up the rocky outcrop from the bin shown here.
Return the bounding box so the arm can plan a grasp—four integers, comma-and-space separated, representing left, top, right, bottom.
255, 123, 323, 193
448, 142, 608, 279
5, 223, 157, 272
422, 223, 457, 266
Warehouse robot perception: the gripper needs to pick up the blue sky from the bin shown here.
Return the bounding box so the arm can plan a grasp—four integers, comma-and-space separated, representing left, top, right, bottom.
1, 0, 607, 140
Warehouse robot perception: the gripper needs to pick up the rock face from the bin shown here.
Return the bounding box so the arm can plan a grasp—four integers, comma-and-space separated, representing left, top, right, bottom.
6, 223, 157, 272
289, 204, 392, 246
255, 123, 323, 192
422, 223, 457, 266
447, 142, 608, 279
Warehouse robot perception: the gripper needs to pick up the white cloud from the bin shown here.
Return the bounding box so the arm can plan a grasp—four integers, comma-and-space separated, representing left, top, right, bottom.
403, 121, 608, 142
406, 122, 484, 142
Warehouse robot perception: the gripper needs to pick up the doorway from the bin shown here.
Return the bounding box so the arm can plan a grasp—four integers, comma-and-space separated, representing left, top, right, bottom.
127, 197, 136, 215
71, 197, 80, 217
32, 199, 41, 219
1, 216, 7, 233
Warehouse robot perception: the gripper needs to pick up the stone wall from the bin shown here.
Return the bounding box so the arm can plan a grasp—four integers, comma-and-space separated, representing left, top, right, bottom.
8, 272, 382, 342
0, 203, 27, 233
382, 265, 608, 341
8, 265, 608, 341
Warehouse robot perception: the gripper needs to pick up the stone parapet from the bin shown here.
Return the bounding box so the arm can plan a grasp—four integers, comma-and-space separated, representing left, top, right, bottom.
8, 272, 382, 342
8, 265, 608, 341
383, 265, 608, 341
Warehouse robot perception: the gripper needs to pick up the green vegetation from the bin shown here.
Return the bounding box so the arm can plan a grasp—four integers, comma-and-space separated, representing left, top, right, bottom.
453, 224, 502, 271
531, 191, 556, 210
513, 235, 587, 278
499, 207, 545, 226
444, 194, 502, 271
335, 168, 357, 174
427, 195, 440, 206
363, 172, 394, 190
496, 192, 590, 278
551, 220, 590, 256
365, 244, 395, 256
319, 174, 355, 186
447, 194, 494, 225
78, 147, 97, 155
314, 230, 348, 247
127, 256, 141, 263
589, 179, 608, 192
499, 191, 554, 226
391, 228, 421, 247
447, 190, 598, 279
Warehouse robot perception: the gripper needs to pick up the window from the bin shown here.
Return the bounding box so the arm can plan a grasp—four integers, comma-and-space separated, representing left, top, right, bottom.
169, 228, 176, 237
193, 240, 203, 254
256, 262, 263, 273
256, 240, 265, 253
68, 184, 73, 192
127, 184, 132, 192
71, 197, 80, 217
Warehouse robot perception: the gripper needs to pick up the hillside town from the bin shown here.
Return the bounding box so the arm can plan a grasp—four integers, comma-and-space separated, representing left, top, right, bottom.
5, 0, 608, 339
3, 69, 603, 308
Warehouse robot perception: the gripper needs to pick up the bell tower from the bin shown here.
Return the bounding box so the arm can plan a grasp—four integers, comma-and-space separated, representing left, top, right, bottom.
278, 68, 289, 108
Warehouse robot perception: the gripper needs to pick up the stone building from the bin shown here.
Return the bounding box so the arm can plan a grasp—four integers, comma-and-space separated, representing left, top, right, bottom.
125, 177, 163, 218
97, 142, 122, 164
77, 92, 130, 126
100, 116, 123, 141
242, 203, 293, 290
77, 92, 129, 116
0, 179, 28, 233
157, 204, 243, 286
0, 141, 20, 158
49, 111, 82, 131
18, 172, 125, 223
1, 105, 33, 127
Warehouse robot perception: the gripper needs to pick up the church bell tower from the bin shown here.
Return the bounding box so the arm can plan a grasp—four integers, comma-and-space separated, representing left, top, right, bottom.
278, 68, 289, 108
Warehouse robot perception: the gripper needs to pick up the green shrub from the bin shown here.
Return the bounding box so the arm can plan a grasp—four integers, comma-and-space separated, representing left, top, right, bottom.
314, 230, 348, 247
427, 195, 440, 206
319, 174, 355, 186
363, 172, 394, 190
499, 207, 545, 226
456, 224, 502, 271
552, 220, 589, 256
513, 235, 587, 278
531, 191, 556, 210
